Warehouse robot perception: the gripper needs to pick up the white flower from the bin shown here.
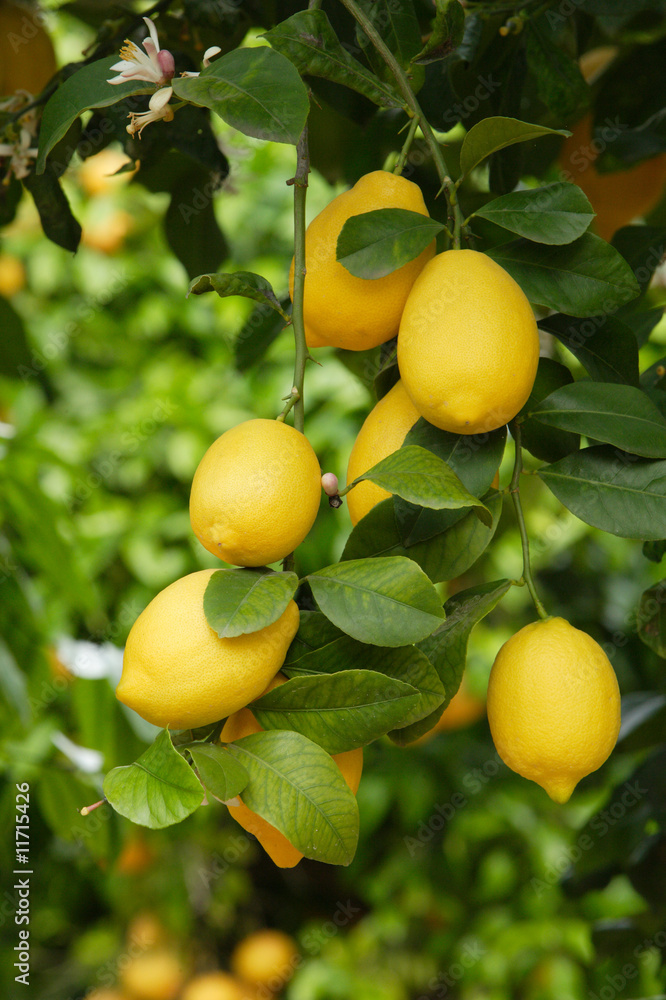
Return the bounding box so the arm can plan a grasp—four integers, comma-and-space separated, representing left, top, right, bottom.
107, 17, 175, 86
126, 86, 174, 138
179, 46, 222, 78
0, 99, 39, 180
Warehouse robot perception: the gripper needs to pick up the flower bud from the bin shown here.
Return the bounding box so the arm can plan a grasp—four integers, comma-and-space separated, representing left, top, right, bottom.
321, 472, 339, 497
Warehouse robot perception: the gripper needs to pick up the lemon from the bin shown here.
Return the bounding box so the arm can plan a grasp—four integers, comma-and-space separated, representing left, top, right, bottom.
290, 170, 436, 351
119, 949, 186, 1000
0, 0, 57, 97
117, 570, 300, 730
221, 674, 363, 868
397, 249, 539, 434
486, 617, 621, 803
346, 379, 420, 525
181, 972, 250, 1000
231, 929, 299, 991
0, 254, 26, 297
190, 419, 321, 567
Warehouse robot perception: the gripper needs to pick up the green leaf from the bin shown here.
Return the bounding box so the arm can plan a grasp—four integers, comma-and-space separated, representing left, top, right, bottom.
459, 117, 569, 179
473, 183, 595, 245
488, 234, 640, 317
188, 271, 289, 319
0, 298, 34, 380
413, 0, 465, 64
188, 744, 249, 800
530, 382, 666, 459
283, 611, 345, 667
525, 17, 588, 120
172, 46, 309, 145
350, 444, 491, 525
252, 670, 421, 753
617, 692, 666, 753
103, 729, 204, 829
263, 10, 403, 110
342, 492, 502, 584
419, 579, 511, 702
23, 166, 81, 252
336, 209, 442, 279
203, 569, 298, 638
355, 0, 424, 81
637, 581, 666, 658
226, 730, 359, 865
612, 225, 666, 295
163, 172, 228, 280
235, 299, 291, 372
540, 313, 640, 387
37, 56, 150, 173
307, 556, 445, 646
538, 445, 666, 539
518, 358, 579, 463
643, 539, 666, 563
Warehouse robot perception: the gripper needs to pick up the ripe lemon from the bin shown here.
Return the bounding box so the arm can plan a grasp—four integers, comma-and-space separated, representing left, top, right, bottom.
231, 929, 299, 991
559, 113, 666, 242
221, 674, 363, 868
397, 250, 539, 434
190, 419, 321, 567
117, 570, 300, 730
486, 617, 621, 803
290, 170, 436, 351
0, 0, 57, 96
181, 972, 250, 1000
119, 949, 186, 1000
346, 379, 420, 525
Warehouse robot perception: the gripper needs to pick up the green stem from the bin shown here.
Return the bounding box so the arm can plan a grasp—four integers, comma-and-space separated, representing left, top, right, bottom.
282, 125, 310, 435
393, 114, 420, 175
509, 423, 548, 620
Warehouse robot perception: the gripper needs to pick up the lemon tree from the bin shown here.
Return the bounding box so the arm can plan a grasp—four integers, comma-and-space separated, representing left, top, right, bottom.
3, 0, 666, 926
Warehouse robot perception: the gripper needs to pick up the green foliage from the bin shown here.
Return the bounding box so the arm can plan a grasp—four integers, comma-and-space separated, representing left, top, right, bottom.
203, 569, 299, 637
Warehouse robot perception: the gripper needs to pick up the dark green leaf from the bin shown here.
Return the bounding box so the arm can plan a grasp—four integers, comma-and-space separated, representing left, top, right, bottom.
103, 729, 204, 829
540, 313, 640, 387
473, 183, 594, 245
283, 611, 345, 667
263, 10, 403, 110
525, 17, 588, 120
226, 730, 359, 865
307, 556, 445, 646
23, 166, 81, 252
355, 0, 423, 80
538, 445, 666, 539
235, 298, 291, 372
252, 670, 420, 753
350, 444, 491, 524
459, 117, 568, 178
617, 691, 666, 752
0, 299, 33, 380
336, 208, 442, 279
188, 744, 249, 800
643, 539, 666, 563
172, 46, 309, 145
164, 177, 228, 280
37, 56, 150, 172
188, 271, 288, 318
518, 358, 579, 463
413, 0, 465, 64
637, 581, 666, 658
530, 382, 666, 459
203, 568, 298, 638
488, 234, 640, 317
612, 225, 666, 295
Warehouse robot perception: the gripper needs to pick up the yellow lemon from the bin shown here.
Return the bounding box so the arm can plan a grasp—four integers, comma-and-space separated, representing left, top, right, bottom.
0, 254, 26, 296
0, 0, 57, 97
180, 972, 251, 1000
486, 617, 621, 803
126, 913, 167, 950
117, 570, 300, 730
190, 419, 321, 567
119, 949, 186, 1000
231, 929, 299, 991
78, 148, 136, 196
290, 170, 436, 351
346, 380, 420, 526
221, 674, 363, 868
397, 249, 539, 434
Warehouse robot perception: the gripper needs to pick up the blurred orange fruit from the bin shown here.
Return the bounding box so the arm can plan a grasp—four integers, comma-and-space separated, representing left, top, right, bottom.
181, 971, 251, 1000
231, 929, 299, 992
119, 949, 186, 1000
0, 254, 26, 296
82, 211, 134, 255
78, 148, 135, 196
116, 833, 155, 875
125, 913, 167, 951
0, 0, 56, 96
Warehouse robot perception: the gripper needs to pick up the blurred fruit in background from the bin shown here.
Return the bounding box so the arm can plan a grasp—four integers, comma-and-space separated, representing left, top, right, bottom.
0, 0, 57, 96
181, 971, 254, 1000
0, 253, 26, 296
119, 948, 187, 1000
230, 929, 299, 993
82, 211, 134, 255
77, 148, 136, 197
115, 834, 155, 876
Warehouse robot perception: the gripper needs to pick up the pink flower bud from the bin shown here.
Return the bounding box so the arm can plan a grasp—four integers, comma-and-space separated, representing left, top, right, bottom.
321, 473, 339, 497
157, 49, 175, 80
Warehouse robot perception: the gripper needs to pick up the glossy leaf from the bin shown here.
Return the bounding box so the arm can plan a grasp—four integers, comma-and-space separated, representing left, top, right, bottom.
263, 10, 402, 110
252, 669, 421, 753
355, 0, 423, 80
337, 209, 442, 279
188, 744, 249, 800
488, 234, 640, 317
525, 16, 588, 120
459, 117, 568, 178
350, 445, 491, 523
226, 730, 359, 865
23, 167, 81, 252
518, 358, 579, 463
539, 445, 666, 539
637, 582, 666, 658
473, 183, 594, 245
172, 46, 309, 144
37, 56, 150, 172
307, 556, 445, 646
413, 0, 465, 64
103, 730, 204, 829
203, 569, 298, 637
530, 382, 666, 459
188, 271, 289, 319
612, 225, 666, 295
540, 313, 640, 387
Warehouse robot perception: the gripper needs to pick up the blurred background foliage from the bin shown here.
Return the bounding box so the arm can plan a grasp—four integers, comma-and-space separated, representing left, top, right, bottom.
1, 2, 666, 999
